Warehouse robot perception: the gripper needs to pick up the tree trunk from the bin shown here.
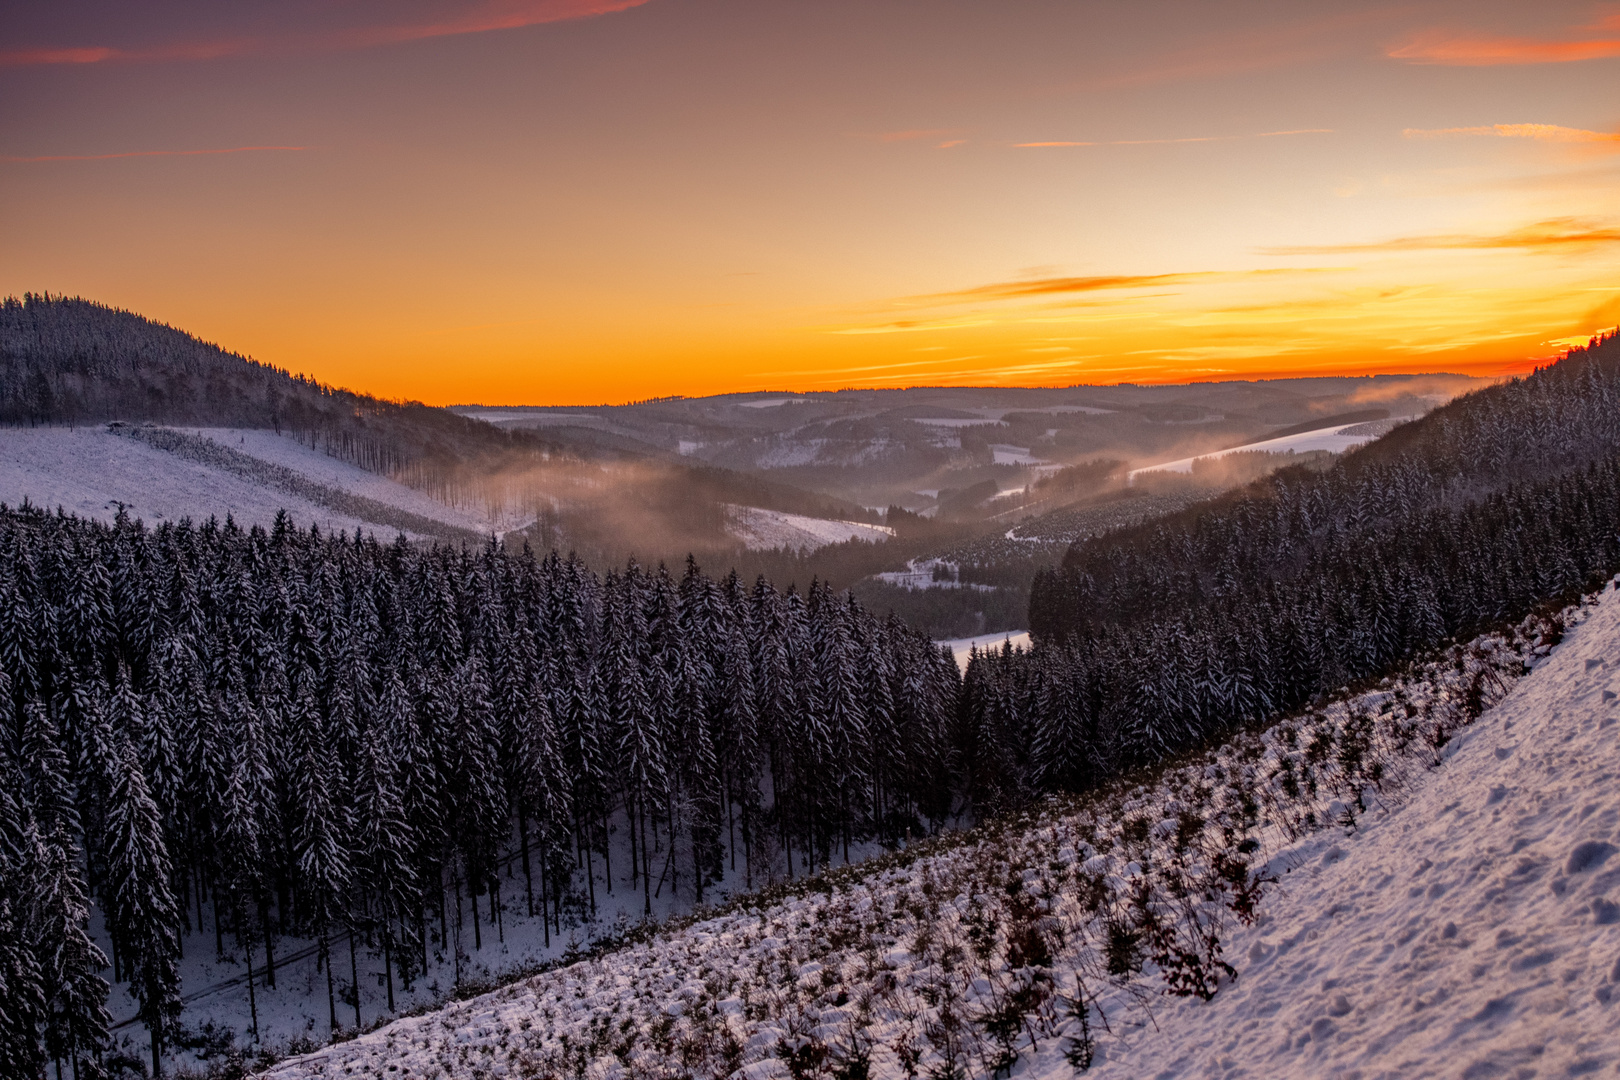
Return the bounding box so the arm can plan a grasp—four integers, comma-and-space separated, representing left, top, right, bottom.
382, 927, 395, 1013
324, 932, 338, 1033
519, 805, 535, 917
348, 925, 361, 1031
260, 901, 277, 989
245, 946, 260, 1042
640, 808, 652, 917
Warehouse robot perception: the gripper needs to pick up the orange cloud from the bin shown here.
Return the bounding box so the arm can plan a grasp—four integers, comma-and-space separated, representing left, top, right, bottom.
1403, 123, 1620, 142
0, 0, 652, 67
2, 145, 306, 163
1389, 10, 1620, 65
908, 273, 1202, 303
1262, 218, 1620, 255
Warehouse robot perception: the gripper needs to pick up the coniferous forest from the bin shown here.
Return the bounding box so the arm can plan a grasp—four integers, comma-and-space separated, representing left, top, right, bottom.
3, 329, 1620, 1078
0, 515, 959, 1079
963, 330, 1620, 807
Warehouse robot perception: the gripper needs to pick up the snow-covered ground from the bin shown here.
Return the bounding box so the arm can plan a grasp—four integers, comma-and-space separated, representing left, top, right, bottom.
726, 505, 896, 551
176, 428, 504, 532
939, 629, 1032, 671
990, 444, 1051, 467
261, 585, 1620, 1080
1087, 584, 1620, 1079
0, 426, 498, 539
872, 559, 997, 594
1129, 417, 1409, 479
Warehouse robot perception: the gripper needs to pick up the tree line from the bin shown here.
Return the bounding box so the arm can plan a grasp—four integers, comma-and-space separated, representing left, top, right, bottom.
0, 509, 960, 1078
958, 331, 1620, 809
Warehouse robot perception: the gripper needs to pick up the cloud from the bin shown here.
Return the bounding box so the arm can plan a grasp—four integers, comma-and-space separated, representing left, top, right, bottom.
1389, 11, 1620, 65
1261, 218, 1620, 255
904, 267, 1339, 307
1403, 123, 1620, 143
1015, 129, 1330, 149
911, 274, 1201, 303
0, 0, 652, 67
2, 145, 306, 163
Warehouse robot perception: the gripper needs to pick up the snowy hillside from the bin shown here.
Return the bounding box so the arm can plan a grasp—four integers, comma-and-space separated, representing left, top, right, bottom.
263, 585, 1619, 1080
726, 505, 895, 551
1128, 416, 1408, 479
1084, 585, 1620, 1078
0, 425, 494, 538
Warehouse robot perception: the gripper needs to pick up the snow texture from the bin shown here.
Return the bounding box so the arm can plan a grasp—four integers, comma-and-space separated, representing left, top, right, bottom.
1129, 417, 1410, 478
939, 630, 1032, 672
262, 587, 1620, 1080
0, 426, 496, 539
726, 505, 895, 551
1082, 582, 1620, 1080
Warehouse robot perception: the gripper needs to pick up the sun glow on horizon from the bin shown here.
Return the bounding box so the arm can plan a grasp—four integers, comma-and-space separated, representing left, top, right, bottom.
2, 0, 1617, 405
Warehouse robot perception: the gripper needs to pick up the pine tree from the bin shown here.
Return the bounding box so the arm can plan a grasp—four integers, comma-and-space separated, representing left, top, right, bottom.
103, 739, 181, 1078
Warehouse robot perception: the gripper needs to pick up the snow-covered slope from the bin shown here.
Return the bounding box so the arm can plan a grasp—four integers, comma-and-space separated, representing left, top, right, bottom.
262, 584, 1619, 1080
1087, 585, 1620, 1079
1129, 417, 1409, 478
727, 504, 895, 551
0, 426, 493, 538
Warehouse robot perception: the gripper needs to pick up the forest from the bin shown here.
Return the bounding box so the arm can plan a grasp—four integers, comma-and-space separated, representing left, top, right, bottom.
960, 330, 1620, 808
0, 511, 959, 1079
4, 317, 1620, 1078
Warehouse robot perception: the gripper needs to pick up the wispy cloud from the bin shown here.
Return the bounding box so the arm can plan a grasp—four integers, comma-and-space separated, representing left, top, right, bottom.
1403, 123, 1620, 143
0, 0, 652, 67
1015, 129, 1330, 149
1261, 218, 1620, 255
908, 273, 1201, 303
2, 145, 306, 163
1389, 11, 1620, 65
904, 267, 1338, 307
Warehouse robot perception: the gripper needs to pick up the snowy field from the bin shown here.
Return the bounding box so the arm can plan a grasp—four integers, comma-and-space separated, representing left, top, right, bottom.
0, 426, 493, 538
262, 586, 1620, 1080
939, 629, 1032, 671
174, 428, 502, 533
1129, 417, 1409, 478
726, 505, 895, 551
0, 427, 384, 535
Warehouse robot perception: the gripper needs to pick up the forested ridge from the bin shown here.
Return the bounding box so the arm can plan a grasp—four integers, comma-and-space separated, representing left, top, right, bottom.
961, 330, 1620, 808
0, 511, 958, 1078
6, 318, 1620, 1077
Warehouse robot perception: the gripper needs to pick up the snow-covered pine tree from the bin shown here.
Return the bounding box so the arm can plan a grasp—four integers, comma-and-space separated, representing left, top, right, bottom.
103, 738, 181, 1078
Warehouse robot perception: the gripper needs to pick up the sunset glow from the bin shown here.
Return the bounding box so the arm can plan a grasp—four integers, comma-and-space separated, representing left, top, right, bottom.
3, 0, 1617, 404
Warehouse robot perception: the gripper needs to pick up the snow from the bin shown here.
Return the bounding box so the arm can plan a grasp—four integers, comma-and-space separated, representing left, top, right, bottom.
174, 428, 502, 532
1129, 417, 1411, 478
1081, 580, 1620, 1080
736, 398, 808, 409
938, 630, 1032, 671
262, 587, 1620, 1080
726, 505, 895, 551
872, 559, 996, 593
0, 426, 495, 538
910, 417, 1005, 429
989, 444, 1050, 467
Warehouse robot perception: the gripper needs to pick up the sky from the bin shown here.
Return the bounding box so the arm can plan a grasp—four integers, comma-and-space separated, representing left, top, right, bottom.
2, 0, 1618, 405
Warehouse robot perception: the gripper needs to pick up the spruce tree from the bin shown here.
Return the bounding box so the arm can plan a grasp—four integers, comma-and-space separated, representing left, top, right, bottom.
103, 740, 181, 1078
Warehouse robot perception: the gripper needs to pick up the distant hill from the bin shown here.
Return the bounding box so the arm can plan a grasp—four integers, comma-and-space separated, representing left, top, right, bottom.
0, 293, 571, 491
0, 294, 883, 568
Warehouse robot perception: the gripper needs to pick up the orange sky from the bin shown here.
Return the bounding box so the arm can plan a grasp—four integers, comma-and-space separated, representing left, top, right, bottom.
2, 0, 1617, 404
